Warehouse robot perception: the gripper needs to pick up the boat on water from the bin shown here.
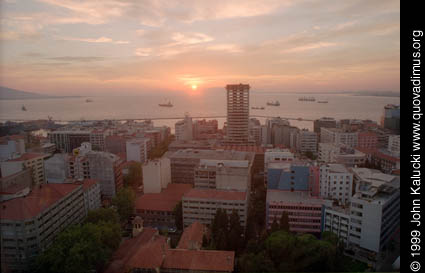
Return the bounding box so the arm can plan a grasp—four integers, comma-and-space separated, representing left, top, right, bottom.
251, 106, 265, 110
21, 105, 27, 111
266, 101, 280, 106
159, 101, 173, 107
298, 97, 316, 102
317, 100, 328, 103
86, 99, 93, 103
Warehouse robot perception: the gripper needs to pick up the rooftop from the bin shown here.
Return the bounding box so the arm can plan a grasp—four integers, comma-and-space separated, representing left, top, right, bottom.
170, 149, 253, 161
267, 189, 325, 205
8, 153, 46, 162
163, 249, 234, 272
1, 183, 80, 221
104, 227, 166, 273
177, 221, 206, 250
135, 184, 193, 212
184, 189, 247, 201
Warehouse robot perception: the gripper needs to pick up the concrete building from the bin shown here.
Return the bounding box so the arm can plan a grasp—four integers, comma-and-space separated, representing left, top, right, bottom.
169, 149, 253, 185
320, 128, 358, 147
296, 129, 318, 154
381, 104, 400, 134
193, 119, 218, 140
357, 131, 378, 150
0, 137, 25, 161
48, 130, 91, 153
0, 169, 32, 202
44, 153, 69, 183
387, 135, 400, 155
249, 118, 262, 145
319, 164, 353, 205
0, 183, 86, 272
324, 168, 400, 257
313, 117, 337, 134
323, 206, 351, 245
267, 162, 310, 191
5, 153, 46, 185
349, 168, 400, 254
175, 115, 193, 141
168, 139, 216, 152
126, 138, 150, 163
194, 159, 251, 191
78, 179, 102, 214
266, 190, 325, 234
225, 84, 251, 145
86, 151, 123, 198
143, 157, 171, 193
105, 135, 129, 155
318, 143, 366, 166
182, 188, 248, 228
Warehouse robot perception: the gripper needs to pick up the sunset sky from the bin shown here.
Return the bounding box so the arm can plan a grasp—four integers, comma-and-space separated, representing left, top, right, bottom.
0, 0, 400, 96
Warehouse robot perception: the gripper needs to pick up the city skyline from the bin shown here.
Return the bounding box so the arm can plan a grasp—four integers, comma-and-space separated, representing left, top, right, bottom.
0, 0, 400, 96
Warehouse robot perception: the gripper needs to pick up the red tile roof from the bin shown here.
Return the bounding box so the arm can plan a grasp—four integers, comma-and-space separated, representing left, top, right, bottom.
8, 153, 46, 162
162, 249, 235, 272
135, 184, 192, 212
104, 227, 163, 273
177, 222, 206, 250
128, 235, 168, 269
184, 188, 247, 201
80, 179, 98, 191
0, 184, 80, 221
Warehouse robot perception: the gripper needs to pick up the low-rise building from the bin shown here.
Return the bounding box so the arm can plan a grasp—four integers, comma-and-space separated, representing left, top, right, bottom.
266, 190, 326, 234
175, 115, 193, 141
0, 169, 32, 202
182, 189, 248, 228
296, 129, 318, 154
135, 184, 193, 229
320, 128, 358, 148
0, 136, 25, 161
169, 149, 253, 185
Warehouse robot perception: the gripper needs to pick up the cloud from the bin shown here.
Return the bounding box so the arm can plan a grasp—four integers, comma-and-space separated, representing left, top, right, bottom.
281, 42, 338, 53
46, 56, 105, 62
171, 32, 213, 45
58, 36, 129, 44
134, 48, 152, 57
207, 44, 242, 53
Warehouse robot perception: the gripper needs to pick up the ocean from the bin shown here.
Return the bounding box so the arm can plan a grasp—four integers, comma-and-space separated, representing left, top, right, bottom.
0, 92, 400, 131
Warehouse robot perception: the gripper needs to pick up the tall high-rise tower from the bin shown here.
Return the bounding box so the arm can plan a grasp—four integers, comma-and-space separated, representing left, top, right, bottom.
226, 83, 250, 144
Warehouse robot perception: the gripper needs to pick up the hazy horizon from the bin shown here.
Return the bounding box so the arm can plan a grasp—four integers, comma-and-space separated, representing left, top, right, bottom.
1, 0, 400, 96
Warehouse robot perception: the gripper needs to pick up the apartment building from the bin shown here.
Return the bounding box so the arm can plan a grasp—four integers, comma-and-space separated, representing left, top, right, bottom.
324, 168, 400, 256
0, 136, 25, 161
387, 135, 400, 156
0, 184, 86, 272
0, 169, 32, 202
193, 119, 218, 140
126, 138, 151, 163
44, 153, 69, 183
357, 131, 378, 150
5, 153, 46, 185
175, 115, 193, 141
313, 117, 337, 134
267, 162, 310, 191
319, 164, 353, 205
296, 129, 318, 154
225, 84, 251, 145
143, 157, 171, 193
320, 128, 358, 148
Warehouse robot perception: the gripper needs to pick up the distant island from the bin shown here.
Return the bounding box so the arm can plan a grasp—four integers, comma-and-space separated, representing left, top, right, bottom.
0, 86, 81, 100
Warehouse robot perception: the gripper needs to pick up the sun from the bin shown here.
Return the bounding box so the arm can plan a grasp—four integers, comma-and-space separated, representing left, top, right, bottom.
191, 84, 198, 90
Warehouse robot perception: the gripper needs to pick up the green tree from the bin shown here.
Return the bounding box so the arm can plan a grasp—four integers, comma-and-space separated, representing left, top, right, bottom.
279, 211, 290, 232
238, 252, 276, 273
211, 208, 229, 250
85, 207, 120, 225
123, 161, 143, 190
112, 187, 136, 223
173, 201, 183, 230
228, 209, 243, 251
270, 215, 279, 234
